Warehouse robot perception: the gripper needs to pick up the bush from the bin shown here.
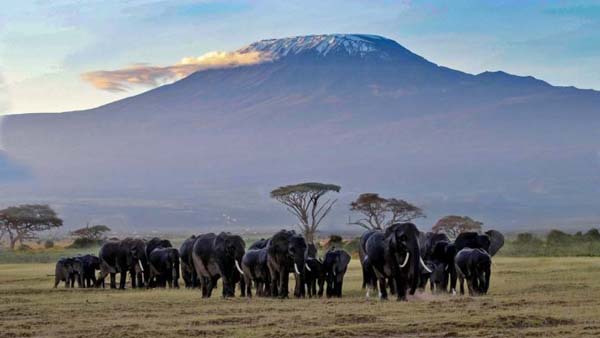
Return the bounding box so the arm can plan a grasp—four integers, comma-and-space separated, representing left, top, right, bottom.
44, 240, 55, 248
68, 237, 102, 249
17, 244, 32, 251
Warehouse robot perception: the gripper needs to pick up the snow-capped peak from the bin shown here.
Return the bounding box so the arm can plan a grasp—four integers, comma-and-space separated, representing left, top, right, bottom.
238, 34, 395, 59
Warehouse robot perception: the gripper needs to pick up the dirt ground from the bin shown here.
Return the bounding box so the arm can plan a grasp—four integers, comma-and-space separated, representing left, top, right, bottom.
1, 257, 600, 338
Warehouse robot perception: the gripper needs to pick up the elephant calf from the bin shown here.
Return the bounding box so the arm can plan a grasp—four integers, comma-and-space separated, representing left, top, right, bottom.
72, 255, 101, 288
148, 247, 180, 288
304, 257, 324, 298
54, 258, 77, 288
242, 247, 271, 297
455, 248, 491, 296
322, 249, 351, 298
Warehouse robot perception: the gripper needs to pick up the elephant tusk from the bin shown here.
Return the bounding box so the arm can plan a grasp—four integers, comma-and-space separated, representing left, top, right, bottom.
235, 260, 244, 275
399, 252, 410, 268
294, 263, 301, 275
138, 260, 144, 272
305, 263, 312, 272
445, 265, 449, 271
419, 257, 432, 273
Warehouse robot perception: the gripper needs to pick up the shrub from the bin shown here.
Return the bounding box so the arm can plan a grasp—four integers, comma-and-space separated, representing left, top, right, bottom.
44, 240, 55, 248
68, 237, 102, 249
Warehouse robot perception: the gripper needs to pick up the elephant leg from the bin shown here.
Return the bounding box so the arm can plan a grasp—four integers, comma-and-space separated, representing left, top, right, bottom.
137, 272, 145, 288
270, 271, 279, 298
119, 272, 127, 289
459, 275, 465, 295
54, 277, 59, 288
467, 276, 475, 296
395, 274, 406, 301
337, 280, 344, 297
378, 278, 388, 300
318, 278, 325, 298
278, 270, 288, 299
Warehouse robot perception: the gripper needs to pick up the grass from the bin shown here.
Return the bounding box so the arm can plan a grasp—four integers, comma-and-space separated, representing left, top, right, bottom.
2, 257, 600, 337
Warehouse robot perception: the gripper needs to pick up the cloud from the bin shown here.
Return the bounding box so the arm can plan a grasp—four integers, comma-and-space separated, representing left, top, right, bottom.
81, 50, 270, 92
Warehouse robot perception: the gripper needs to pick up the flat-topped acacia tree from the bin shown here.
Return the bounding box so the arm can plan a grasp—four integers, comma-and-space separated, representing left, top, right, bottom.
432, 215, 483, 239
349, 193, 425, 230
270, 182, 341, 244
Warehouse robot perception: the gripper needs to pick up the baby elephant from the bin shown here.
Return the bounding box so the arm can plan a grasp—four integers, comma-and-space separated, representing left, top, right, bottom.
455, 248, 491, 296
322, 249, 351, 298
148, 247, 180, 288
54, 258, 77, 288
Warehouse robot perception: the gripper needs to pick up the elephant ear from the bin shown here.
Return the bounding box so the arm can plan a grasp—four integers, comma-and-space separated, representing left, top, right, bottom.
338, 250, 351, 270
485, 230, 505, 256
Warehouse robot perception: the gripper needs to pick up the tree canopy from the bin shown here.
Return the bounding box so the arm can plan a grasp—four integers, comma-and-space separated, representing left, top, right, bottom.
349, 193, 425, 230
432, 215, 483, 239
0, 204, 63, 249
270, 182, 341, 244
71, 224, 111, 241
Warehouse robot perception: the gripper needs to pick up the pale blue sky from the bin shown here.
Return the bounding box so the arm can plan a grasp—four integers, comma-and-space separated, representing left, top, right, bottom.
1, 0, 599, 114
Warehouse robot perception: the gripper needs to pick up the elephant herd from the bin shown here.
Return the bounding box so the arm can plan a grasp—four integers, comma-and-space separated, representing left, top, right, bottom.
359, 224, 504, 301
53, 229, 353, 299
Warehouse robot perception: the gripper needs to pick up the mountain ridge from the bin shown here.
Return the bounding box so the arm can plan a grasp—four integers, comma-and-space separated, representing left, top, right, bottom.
1, 34, 599, 231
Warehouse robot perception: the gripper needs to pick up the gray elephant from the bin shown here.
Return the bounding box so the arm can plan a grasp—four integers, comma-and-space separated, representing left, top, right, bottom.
97, 238, 149, 289
72, 254, 100, 288
148, 247, 180, 288
192, 232, 246, 298
267, 230, 307, 299
241, 244, 271, 297
179, 235, 199, 288
455, 248, 491, 296
362, 223, 428, 301
322, 248, 351, 297
54, 257, 77, 288
304, 257, 324, 298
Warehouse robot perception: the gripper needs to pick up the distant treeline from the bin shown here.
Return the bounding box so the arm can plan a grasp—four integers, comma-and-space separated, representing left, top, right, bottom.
501, 229, 600, 256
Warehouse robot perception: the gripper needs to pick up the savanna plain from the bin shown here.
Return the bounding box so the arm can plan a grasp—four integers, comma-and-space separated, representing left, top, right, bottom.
1, 257, 600, 338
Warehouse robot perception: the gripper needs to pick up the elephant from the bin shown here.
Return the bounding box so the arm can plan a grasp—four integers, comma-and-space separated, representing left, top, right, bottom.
267, 229, 307, 299
148, 247, 180, 288
429, 241, 457, 294
192, 232, 246, 298
322, 249, 351, 298
97, 238, 149, 289
179, 235, 199, 288
417, 232, 447, 289
454, 232, 491, 253
455, 248, 491, 296
359, 230, 378, 291
363, 223, 427, 301
485, 230, 505, 256
54, 257, 77, 288
146, 237, 173, 258
249, 238, 269, 250
304, 257, 324, 298
241, 245, 271, 297
72, 254, 100, 288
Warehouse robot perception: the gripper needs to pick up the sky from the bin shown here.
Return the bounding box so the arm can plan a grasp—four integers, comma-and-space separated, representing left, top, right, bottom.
1, 0, 599, 114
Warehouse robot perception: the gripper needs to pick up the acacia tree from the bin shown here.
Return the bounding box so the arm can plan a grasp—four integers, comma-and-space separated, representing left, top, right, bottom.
0, 204, 63, 249
432, 215, 483, 239
71, 224, 111, 241
270, 182, 341, 244
348, 193, 425, 230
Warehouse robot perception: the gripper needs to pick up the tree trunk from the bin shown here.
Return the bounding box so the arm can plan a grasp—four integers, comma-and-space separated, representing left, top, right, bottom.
304, 230, 315, 245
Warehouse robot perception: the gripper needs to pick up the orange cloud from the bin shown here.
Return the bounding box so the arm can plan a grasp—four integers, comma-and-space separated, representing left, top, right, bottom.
81, 51, 269, 92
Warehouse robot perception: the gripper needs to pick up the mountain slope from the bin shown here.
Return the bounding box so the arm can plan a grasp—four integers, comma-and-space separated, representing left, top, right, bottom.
2, 34, 599, 231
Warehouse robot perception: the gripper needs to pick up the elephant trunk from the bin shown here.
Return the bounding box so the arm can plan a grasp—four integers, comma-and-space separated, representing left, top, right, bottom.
409, 246, 420, 295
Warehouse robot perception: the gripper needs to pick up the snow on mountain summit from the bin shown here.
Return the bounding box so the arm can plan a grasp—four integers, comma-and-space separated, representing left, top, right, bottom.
238, 34, 402, 59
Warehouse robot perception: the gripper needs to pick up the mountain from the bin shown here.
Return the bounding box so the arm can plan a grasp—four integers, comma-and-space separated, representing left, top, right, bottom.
2, 34, 599, 232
